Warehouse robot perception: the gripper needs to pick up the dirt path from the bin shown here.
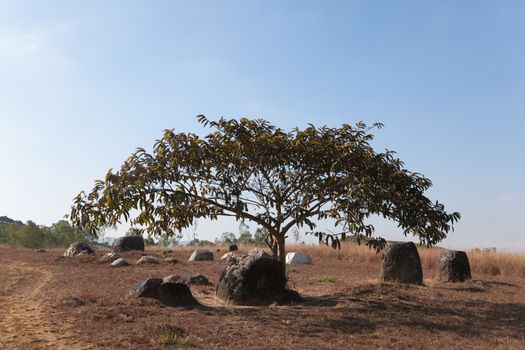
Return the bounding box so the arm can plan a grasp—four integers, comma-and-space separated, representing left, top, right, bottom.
0, 262, 90, 350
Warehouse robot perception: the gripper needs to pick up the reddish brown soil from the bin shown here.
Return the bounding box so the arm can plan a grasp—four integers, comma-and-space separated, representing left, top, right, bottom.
1, 245, 524, 349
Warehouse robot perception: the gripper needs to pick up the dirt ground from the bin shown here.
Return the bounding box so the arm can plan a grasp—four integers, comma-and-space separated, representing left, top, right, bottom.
1, 245, 524, 350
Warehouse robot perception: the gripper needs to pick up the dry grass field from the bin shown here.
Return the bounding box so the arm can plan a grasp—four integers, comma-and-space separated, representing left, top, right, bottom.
1, 243, 525, 349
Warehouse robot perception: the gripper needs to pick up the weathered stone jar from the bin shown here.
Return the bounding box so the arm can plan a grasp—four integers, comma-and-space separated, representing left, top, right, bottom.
380, 242, 423, 284
113, 236, 145, 253
216, 254, 288, 305
436, 250, 471, 282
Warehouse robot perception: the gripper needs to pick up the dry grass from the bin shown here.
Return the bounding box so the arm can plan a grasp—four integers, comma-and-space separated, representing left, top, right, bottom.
2, 244, 525, 349
467, 250, 525, 278
151, 241, 525, 279
288, 242, 525, 279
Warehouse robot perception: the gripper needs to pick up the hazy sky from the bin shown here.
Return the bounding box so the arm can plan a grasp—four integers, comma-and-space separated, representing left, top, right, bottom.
1, 1, 524, 250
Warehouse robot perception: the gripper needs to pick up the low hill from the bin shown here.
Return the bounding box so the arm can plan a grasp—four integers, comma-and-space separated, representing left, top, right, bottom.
0, 216, 23, 225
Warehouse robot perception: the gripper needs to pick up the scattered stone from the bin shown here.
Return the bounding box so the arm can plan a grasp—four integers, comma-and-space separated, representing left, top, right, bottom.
134, 277, 163, 297
113, 236, 145, 253
164, 274, 210, 286
157, 282, 199, 305
229, 244, 238, 251
63, 296, 86, 307
248, 248, 272, 259
216, 254, 300, 305
380, 242, 423, 285
163, 274, 211, 286
437, 250, 472, 282
185, 274, 210, 285
164, 257, 178, 264
136, 256, 161, 265
163, 274, 181, 283
133, 278, 199, 306
64, 242, 94, 257
221, 252, 236, 261
112, 258, 130, 267
188, 249, 214, 262
285, 252, 312, 265
100, 252, 121, 263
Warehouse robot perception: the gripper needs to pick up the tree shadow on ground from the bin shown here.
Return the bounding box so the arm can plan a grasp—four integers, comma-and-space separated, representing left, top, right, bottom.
190, 282, 525, 340
308, 283, 525, 338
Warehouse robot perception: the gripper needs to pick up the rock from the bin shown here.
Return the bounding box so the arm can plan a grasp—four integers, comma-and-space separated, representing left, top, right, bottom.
113, 236, 145, 253
134, 277, 163, 297
380, 242, 423, 285
136, 256, 161, 265
216, 254, 296, 305
248, 248, 272, 259
188, 249, 214, 262
100, 253, 121, 263
229, 244, 238, 251
285, 252, 312, 265
164, 257, 178, 264
133, 278, 199, 306
163, 274, 211, 286
36, 249, 46, 253
157, 282, 199, 305
63, 296, 86, 307
221, 252, 236, 261
112, 258, 130, 267
64, 242, 94, 257
185, 274, 210, 285
163, 274, 181, 283
436, 250, 472, 282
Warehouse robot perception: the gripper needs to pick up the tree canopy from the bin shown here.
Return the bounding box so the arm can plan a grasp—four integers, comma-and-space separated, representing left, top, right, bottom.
68, 116, 460, 269
0, 218, 95, 248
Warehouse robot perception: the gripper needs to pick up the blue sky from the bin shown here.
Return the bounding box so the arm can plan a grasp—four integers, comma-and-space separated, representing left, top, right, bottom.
0, 1, 523, 249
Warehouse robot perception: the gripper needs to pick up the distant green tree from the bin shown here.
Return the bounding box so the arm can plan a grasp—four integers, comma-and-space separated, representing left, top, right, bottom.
217, 231, 237, 245
238, 231, 254, 245
7, 221, 46, 249
158, 232, 179, 247
237, 221, 254, 245
0, 219, 94, 248
253, 227, 267, 246
48, 220, 96, 246
188, 238, 215, 246
0, 216, 23, 225
0, 224, 8, 244
125, 227, 142, 236
292, 227, 300, 243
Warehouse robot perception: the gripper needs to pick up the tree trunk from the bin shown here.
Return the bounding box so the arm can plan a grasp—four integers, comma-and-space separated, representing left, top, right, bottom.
277, 235, 286, 273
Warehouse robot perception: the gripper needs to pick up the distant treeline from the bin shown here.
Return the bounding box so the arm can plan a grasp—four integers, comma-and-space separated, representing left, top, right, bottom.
0, 216, 95, 249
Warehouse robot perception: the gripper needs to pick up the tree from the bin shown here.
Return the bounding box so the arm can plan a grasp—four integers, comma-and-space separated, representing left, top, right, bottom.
238, 231, 254, 245
69, 116, 460, 271
253, 227, 267, 246
237, 221, 254, 245
125, 227, 142, 236
216, 231, 238, 245
0, 219, 94, 248
158, 232, 179, 247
